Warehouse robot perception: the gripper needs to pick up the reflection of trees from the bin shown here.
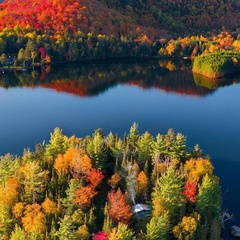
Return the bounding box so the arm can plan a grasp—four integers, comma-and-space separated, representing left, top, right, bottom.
0, 60, 239, 97
193, 73, 240, 90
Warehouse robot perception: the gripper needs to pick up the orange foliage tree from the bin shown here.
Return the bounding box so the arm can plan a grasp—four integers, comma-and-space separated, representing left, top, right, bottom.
74, 186, 97, 209
108, 188, 132, 224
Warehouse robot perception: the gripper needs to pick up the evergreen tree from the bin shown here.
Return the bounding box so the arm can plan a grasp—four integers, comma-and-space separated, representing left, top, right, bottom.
171, 133, 187, 161
62, 179, 82, 214
127, 122, 139, 149
109, 223, 135, 240
151, 133, 165, 165
152, 167, 184, 221
56, 215, 76, 240
136, 131, 154, 166
45, 128, 69, 159
86, 129, 108, 170
0, 154, 18, 186
9, 225, 25, 240
20, 161, 48, 203
196, 174, 221, 224
146, 214, 170, 240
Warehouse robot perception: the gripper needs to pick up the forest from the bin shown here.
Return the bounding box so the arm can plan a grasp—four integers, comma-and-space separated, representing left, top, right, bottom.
0, 124, 224, 239
0, 0, 240, 65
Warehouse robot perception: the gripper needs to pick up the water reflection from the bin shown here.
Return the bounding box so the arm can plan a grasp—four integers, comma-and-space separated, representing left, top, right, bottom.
0, 59, 240, 97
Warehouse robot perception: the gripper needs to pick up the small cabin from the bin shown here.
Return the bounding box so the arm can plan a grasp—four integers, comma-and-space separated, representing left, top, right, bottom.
132, 203, 151, 219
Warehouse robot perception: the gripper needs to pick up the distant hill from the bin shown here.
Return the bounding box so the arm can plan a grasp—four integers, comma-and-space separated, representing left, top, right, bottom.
0, 0, 239, 39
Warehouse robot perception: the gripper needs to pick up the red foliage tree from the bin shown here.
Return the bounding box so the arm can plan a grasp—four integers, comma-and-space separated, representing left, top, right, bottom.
182, 181, 198, 203
87, 169, 104, 189
93, 231, 109, 240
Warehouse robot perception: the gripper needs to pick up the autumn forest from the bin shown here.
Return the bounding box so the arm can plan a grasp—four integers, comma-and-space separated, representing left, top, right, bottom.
0, 0, 239, 239
0, 125, 223, 239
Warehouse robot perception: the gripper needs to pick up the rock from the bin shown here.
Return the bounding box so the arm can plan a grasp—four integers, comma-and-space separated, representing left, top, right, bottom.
229, 226, 240, 239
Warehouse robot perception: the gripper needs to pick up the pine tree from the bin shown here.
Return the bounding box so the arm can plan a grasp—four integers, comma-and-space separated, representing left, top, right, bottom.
56, 215, 76, 240
62, 179, 82, 214
127, 122, 139, 149
86, 129, 107, 170
109, 223, 135, 240
171, 133, 187, 161
0, 154, 18, 186
45, 128, 69, 159
136, 131, 154, 166
151, 133, 165, 165
196, 174, 221, 224
146, 214, 170, 240
152, 167, 184, 221
20, 161, 48, 203
9, 225, 26, 240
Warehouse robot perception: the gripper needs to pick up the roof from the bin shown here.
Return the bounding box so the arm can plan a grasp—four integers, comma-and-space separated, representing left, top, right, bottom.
132, 204, 151, 213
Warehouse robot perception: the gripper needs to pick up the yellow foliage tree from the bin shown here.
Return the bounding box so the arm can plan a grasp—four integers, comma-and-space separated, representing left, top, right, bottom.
152, 196, 166, 218
22, 203, 46, 237
41, 197, 57, 215
173, 216, 197, 240
76, 224, 90, 239
184, 158, 213, 183
108, 173, 121, 189
12, 202, 25, 219
136, 171, 148, 193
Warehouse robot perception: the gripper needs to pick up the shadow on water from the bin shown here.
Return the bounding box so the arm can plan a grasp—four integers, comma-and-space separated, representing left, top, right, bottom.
1, 59, 240, 98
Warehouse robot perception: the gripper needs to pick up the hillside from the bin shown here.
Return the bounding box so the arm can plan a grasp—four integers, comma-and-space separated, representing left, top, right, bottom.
0, 0, 240, 39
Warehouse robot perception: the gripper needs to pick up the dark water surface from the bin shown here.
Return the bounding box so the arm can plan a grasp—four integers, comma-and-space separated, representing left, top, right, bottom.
0, 59, 240, 237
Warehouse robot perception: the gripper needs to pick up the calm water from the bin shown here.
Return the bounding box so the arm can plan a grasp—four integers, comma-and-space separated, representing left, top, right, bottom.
0, 59, 240, 236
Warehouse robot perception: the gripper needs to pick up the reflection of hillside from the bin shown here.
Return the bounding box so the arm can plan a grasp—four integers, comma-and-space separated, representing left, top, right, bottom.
1, 60, 239, 98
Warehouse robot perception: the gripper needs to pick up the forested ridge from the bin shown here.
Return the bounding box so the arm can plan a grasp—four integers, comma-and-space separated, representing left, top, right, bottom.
0, 125, 224, 239
0, 0, 240, 36
0, 0, 240, 64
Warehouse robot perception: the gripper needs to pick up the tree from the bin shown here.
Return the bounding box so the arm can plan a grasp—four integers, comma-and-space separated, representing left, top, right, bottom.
87, 169, 104, 189
151, 133, 165, 165
45, 128, 69, 159
9, 225, 26, 240
0, 153, 18, 186
62, 179, 82, 213
41, 198, 57, 215
127, 122, 139, 149
173, 216, 197, 240
17, 48, 25, 67
76, 224, 90, 239
22, 203, 46, 238
70, 148, 92, 178
136, 131, 154, 165
108, 188, 132, 224
196, 174, 221, 223
0, 53, 7, 65
109, 223, 135, 240
56, 215, 76, 240
93, 231, 109, 240
86, 129, 108, 170
108, 173, 122, 189
146, 214, 170, 240
74, 185, 97, 209
182, 181, 198, 203
152, 167, 184, 220
184, 158, 213, 183
20, 161, 47, 203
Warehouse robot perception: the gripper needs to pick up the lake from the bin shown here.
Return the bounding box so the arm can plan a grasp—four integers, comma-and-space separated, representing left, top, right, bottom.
0, 59, 240, 237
